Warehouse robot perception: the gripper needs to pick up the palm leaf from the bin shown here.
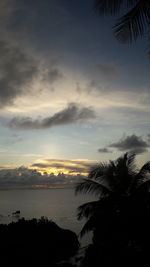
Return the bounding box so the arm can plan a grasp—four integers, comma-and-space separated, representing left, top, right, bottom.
130, 161, 150, 192
114, 0, 150, 43
109, 153, 136, 193
88, 163, 114, 190
132, 179, 150, 196
79, 202, 115, 237
80, 215, 96, 238
77, 200, 99, 220
126, 153, 136, 170
75, 178, 113, 197
88, 162, 108, 179
95, 0, 139, 15
138, 161, 150, 177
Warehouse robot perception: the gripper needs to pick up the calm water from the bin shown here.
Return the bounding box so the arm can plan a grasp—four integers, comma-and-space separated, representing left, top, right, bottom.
0, 188, 96, 245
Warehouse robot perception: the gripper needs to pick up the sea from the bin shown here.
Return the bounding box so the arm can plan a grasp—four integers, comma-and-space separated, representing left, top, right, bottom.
0, 188, 96, 246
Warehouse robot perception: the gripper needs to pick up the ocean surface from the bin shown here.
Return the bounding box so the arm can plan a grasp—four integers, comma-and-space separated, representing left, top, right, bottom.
0, 188, 96, 246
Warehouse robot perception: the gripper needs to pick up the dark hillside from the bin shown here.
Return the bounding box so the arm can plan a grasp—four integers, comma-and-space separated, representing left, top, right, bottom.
0, 217, 79, 266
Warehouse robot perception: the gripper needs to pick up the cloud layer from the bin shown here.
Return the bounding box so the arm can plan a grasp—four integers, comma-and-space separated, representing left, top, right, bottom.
0, 166, 85, 189
8, 103, 96, 130
31, 158, 96, 174
0, 157, 98, 188
98, 134, 150, 154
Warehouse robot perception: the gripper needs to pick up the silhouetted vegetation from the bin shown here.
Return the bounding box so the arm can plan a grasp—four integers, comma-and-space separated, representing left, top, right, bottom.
95, 0, 150, 54
76, 153, 150, 266
1, 153, 150, 267
0, 217, 79, 266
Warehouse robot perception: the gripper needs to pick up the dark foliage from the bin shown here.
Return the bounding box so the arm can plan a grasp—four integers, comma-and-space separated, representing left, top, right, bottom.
95, 0, 150, 54
76, 153, 150, 266
0, 217, 79, 266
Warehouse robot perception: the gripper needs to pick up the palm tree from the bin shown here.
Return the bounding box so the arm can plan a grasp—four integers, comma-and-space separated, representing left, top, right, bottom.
95, 0, 150, 53
75, 153, 150, 239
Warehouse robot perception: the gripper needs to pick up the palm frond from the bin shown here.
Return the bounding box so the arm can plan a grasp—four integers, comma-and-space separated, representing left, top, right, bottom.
95, 0, 124, 15
127, 153, 136, 169
110, 153, 136, 193
95, 0, 139, 15
133, 178, 150, 194
126, 0, 141, 7
123, 153, 136, 176
80, 216, 96, 238
88, 162, 108, 179
88, 163, 114, 190
79, 203, 114, 237
131, 161, 150, 191
77, 200, 99, 220
114, 0, 150, 43
75, 178, 113, 197
138, 161, 150, 177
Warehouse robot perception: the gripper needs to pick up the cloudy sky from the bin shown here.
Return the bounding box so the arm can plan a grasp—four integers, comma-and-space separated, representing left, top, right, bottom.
0, 0, 149, 188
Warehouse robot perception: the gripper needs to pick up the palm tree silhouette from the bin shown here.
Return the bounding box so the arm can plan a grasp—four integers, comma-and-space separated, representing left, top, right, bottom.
95, 0, 150, 53
75, 153, 150, 239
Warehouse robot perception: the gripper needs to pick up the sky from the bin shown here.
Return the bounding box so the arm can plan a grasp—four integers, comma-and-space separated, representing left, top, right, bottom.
0, 0, 149, 188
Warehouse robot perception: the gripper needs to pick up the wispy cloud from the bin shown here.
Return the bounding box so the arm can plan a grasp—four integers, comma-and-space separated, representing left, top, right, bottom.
8, 103, 96, 130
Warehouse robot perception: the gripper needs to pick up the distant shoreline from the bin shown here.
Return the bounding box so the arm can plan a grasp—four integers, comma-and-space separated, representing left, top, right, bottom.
0, 186, 74, 191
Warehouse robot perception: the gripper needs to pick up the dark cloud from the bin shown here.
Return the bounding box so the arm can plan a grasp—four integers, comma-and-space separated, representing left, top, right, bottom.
0, 39, 64, 107
8, 103, 96, 130
98, 148, 112, 153
0, 166, 84, 189
0, 39, 39, 107
0, 0, 64, 108
109, 134, 150, 154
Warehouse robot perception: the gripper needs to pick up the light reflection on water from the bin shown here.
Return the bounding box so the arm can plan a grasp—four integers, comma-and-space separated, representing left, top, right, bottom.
0, 188, 96, 246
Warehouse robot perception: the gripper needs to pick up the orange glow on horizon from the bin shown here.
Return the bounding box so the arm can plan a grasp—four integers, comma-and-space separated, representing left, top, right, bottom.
29, 158, 95, 176
30, 166, 88, 176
